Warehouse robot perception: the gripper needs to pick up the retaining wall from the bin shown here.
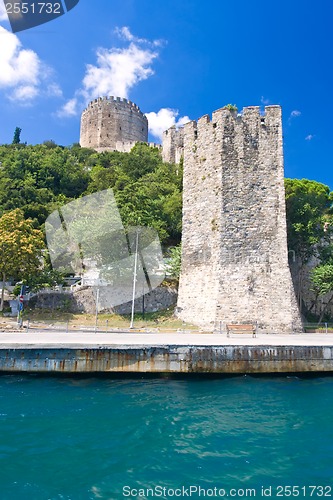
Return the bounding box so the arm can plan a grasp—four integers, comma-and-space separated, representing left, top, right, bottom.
1, 345, 333, 373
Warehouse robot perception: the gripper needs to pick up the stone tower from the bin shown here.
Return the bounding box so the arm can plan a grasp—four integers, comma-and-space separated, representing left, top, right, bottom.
177, 105, 302, 333
80, 96, 148, 153
162, 126, 184, 163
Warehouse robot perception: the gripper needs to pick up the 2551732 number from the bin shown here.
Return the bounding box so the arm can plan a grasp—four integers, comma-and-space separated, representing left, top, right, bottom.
5, 3, 62, 15
276, 486, 332, 497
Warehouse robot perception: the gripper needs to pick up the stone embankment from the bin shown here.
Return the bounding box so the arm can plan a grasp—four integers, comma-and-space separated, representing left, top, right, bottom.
1, 331, 333, 374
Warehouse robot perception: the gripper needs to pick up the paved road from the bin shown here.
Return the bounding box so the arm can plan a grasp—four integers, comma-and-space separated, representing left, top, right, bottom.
1, 330, 333, 348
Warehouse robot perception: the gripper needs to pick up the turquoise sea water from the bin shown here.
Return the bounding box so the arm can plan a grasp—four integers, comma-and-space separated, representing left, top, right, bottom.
0, 375, 333, 500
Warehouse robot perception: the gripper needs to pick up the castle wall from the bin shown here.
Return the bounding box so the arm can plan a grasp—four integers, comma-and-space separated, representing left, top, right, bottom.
162, 126, 184, 163
80, 96, 148, 152
177, 105, 303, 333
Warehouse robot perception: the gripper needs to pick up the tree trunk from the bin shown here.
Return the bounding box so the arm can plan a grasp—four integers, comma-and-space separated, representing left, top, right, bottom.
0, 273, 6, 312
308, 292, 320, 313
318, 294, 333, 325
297, 263, 304, 315
139, 250, 152, 292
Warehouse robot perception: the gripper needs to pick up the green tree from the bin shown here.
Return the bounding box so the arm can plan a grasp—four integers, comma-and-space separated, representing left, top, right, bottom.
84, 143, 183, 244
12, 127, 22, 144
165, 244, 182, 280
13, 267, 65, 295
0, 144, 91, 226
285, 178, 333, 313
0, 209, 45, 311
285, 178, 332, 262
310, 264, 333, 322
0, 142, 182, 245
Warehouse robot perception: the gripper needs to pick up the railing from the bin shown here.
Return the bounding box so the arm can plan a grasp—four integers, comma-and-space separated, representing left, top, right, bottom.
21, 319, 201, 334
36, 286, 73, 294
303, 323, 333, 333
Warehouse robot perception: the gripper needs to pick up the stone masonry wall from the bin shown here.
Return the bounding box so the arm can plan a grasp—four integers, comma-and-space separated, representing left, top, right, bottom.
80, 97, 148, 152
176, 105, 303, 333
162, 126, 184, 163
31, 284, 177, 315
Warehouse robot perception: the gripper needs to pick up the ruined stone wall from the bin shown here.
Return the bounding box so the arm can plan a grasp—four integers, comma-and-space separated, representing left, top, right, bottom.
31, 284, 177, 315
162, 126, 184, 163
80, 96, 148, 152
177, 105, 302, 333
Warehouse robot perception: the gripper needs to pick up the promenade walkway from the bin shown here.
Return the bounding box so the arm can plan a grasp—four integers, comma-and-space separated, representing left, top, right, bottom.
1, 329, 333, 348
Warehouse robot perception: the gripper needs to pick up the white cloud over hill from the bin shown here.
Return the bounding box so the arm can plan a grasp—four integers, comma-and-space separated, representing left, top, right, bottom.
0, 26, 62, 104
58, 27, 159, 117
57, 27, 190, 139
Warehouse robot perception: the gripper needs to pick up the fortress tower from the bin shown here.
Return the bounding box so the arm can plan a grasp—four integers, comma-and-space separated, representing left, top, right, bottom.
162, 126, 184, 163
80, 96, 148, 153
176, 105, 302, 333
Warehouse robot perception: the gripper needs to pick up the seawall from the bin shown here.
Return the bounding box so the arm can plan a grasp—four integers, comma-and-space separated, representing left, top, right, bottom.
1, 332, 333, 374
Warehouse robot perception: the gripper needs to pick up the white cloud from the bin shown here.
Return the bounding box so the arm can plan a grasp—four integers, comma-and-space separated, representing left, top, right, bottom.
57, 97, 79, 118
261, 96, 270, 105
10, 85, 38, 101
305, 134, 314, 141
0, 27, 40, 88
0, 3, 8, 21
145, 108, 191, 140
114, 26, 164, 48
57, 27, 160, 118
46, 83, 63, 98
82, 43, 157, 99
177, 115, 191, 127
288, 109, 302, 124
114, 26, 146, 44
0, 26, 61, 103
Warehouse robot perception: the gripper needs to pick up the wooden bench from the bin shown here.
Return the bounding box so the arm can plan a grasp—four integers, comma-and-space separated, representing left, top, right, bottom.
226, 323, 257, 338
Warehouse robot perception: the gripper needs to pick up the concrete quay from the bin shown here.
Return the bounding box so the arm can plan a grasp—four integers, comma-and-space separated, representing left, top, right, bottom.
1, 330, 333, 374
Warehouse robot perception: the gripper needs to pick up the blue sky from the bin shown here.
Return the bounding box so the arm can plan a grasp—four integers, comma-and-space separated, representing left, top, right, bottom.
0, 0, 332, 188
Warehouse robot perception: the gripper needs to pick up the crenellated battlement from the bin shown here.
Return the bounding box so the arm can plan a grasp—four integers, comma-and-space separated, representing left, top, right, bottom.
183, 105, 281, 133
80, 96, 148, 151
82, 96, 146, 117
80, 98, 283, 167
162, 106, 282, 163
